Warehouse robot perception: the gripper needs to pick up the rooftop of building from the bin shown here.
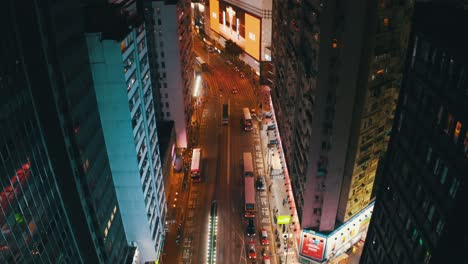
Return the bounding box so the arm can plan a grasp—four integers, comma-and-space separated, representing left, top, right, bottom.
413, 2, 468, 61
84, 2, 143, 41
157, 120, 175, 159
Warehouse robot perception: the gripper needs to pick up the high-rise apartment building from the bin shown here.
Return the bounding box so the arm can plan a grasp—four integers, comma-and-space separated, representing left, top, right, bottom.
143, 0, 194, 149
271, 0, 413, 262
84, 1, 167, 262
1, 0, 128, 263
361, 3, 468, 264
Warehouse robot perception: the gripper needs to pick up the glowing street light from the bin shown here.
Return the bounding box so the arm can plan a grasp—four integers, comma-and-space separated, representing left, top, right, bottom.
193, 74, 202, 97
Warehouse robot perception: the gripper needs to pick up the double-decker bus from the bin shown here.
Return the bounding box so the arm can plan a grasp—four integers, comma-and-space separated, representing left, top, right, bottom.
242, 108, 253, 131
243, 152, 254, 177
244, 177, 256, 218
222, 103, 229, 125
191, 148, 202, 182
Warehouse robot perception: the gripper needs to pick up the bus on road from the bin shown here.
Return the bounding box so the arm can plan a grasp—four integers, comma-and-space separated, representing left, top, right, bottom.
244, 177, 256, 218
195, 56, 208, 71
222, 103, 229, 125
243, 152, 254, 177
242, 108, 253, 131
191, 148, 202, 182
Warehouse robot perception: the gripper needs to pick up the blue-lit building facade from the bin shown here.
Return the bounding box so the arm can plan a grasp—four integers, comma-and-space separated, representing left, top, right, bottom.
84, 2, 167, 262
1, 0, 128, 263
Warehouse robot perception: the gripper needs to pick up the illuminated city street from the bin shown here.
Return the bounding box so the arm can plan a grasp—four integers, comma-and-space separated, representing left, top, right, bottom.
2, 1, 464, 264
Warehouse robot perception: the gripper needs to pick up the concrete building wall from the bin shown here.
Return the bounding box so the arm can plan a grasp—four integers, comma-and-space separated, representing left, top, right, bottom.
86, 27, 166, 262
272, 0, 413, 236
145, 0, 193, 149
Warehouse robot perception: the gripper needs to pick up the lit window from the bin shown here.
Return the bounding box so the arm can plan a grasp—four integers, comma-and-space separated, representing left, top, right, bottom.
433, 158, 441, 175
397, 112, 404, 131
449, 178, 460, 198
453, 121, 462, 143
436, 106, 443, 125
376, 69, 385, 75
83, 160, 90, 173
444, 113, 453, 134
332, 38, 338, 49
436, 220, 444, 235
383, 18, 389, 27
440, 166, 448, 184
427, 205, 435, 221
464, 131, 468, 157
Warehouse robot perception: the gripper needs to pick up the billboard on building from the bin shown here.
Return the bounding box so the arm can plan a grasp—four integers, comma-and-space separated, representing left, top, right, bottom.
209, 0, 261, 61
300, 230, 326, 260
299, 202, 375, 262
277, 215, 291, 225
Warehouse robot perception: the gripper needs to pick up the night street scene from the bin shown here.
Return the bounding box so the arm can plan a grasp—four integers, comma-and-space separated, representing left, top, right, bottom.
1, 0, 467, 263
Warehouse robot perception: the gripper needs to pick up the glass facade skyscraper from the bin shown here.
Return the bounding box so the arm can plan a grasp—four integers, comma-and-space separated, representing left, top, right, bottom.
361, 3, 468, 263
1, 0, 128, 262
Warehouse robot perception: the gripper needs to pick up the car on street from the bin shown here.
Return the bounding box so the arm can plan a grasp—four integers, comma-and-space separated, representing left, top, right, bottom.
248, 241, 257, 259
251, 108, 257, 118
247, 218, 256, 237
240, 72, 245, 78
234, 66, 240, 72
256, 176, 265, 191
231, 88, 238, 94
264, 111, 272, 119
262, 255, 271, 264
260, 228, 269, 245
266, 121, 275, 131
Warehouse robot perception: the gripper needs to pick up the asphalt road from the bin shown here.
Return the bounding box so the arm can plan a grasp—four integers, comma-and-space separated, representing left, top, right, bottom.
163, 37, 276, 264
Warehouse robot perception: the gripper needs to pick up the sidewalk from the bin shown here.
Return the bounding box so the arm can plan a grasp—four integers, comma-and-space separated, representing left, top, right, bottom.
256, 88, 301, 264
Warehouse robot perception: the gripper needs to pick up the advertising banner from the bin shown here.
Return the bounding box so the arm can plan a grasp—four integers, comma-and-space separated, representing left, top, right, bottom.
209, 0, 261, 61
277, 215, 291, 225
300, 231, 326, 261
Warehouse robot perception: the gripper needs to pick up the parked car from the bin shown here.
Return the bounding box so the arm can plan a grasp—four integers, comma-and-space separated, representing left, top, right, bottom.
240, 72, 245, 78
247, 218, 256, 237
260, 228, 269, 245
262, 255, 271, 264
248, 241, 257, 259
256, 176, 265, 191
231, 88, 238, 94
264, 111, 272, 118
